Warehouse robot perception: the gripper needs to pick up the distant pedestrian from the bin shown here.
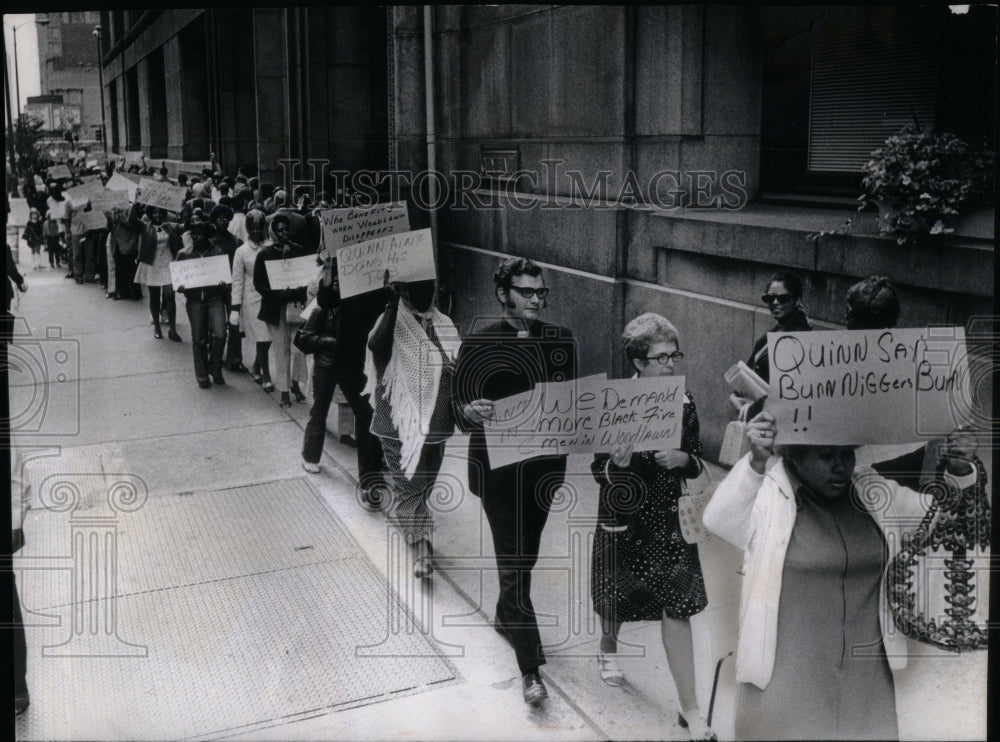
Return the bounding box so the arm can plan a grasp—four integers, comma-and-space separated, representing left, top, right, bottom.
22, 209, 44, 270
136, 207, 183, 341
42, 210, 64, 268
175, 215, 228, 388
232, 210, 273, 391
252, 213, 310, 408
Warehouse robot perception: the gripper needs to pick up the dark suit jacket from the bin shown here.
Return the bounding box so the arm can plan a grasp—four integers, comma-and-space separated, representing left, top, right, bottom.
137, 220, 184, 266
453, 319, 577, 496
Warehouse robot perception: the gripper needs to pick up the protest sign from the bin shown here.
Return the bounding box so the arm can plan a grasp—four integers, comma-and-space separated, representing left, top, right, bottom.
8, 198, 30, 226
179, 160, 211, 175
124, 151, 144, 168
64, 179, 106, 207
169, 255, 232, 291
89, 189, 130, 213
135, 180, 187, 213
47, 164, 72, 181
317, 202, 410, 256
264, 255, 319, 291
76, 210, 109, 232
106, 172, 139, 202
766, 327, 971, 446
484, 374, 685, 468
336, 228, 436, 298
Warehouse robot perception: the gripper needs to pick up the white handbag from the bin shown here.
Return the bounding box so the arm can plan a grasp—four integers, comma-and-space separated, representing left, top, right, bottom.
678, 462, 716, 544
718, 404, 751, 467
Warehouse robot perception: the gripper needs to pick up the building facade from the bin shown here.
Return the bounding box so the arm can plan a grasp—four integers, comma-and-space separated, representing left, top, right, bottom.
100, 6, 996, 456
35, 11, 103, 140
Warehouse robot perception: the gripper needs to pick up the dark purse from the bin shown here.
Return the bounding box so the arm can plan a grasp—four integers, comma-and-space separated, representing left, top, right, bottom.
885, 458, 990, 651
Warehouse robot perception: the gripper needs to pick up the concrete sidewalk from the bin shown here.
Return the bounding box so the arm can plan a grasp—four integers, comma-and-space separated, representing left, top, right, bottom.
8, 257, 988, 741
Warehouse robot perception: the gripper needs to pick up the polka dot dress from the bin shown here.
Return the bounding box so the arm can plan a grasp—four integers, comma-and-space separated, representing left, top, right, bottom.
590, 394, 708, 622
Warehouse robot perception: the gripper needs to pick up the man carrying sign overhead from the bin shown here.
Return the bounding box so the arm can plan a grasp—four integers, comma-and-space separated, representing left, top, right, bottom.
453, 256, 577, 706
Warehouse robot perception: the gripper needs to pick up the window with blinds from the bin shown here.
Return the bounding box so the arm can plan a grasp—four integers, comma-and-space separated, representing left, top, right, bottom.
807, 7, 940, 173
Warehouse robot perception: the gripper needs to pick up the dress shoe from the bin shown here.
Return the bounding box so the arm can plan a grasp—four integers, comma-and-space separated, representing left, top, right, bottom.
301, 460, 321, 474
360, 484, 386, 512
168, 330, 182, 342
153, 328, 163, 339
198, 379, 212, 389
279, 392, 292, 408
522, 671, 548, 705
229, 363, 249, 374
291, 382, 307, 403
212, 373, 226, 386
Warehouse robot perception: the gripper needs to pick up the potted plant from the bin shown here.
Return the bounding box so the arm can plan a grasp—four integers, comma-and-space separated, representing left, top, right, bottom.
859, 124, 993, 245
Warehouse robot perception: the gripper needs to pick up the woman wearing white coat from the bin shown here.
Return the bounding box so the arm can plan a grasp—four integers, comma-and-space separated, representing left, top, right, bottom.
703, 411, 981, 741
230, 209, 273, 391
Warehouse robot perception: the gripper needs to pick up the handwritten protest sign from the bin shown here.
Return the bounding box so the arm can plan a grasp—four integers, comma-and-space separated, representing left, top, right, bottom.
106, 173, 138, 202
169, 255, 232, 291
64, 179, 106, 207
484, 374, 685, 468
264, 255, 319, 291
89, 189, 130, 213
124, 151, 144, 169
766, 328, 971, 446
47, 164, 72, 181
317, 202, 410, 256
8, 198, 30, 227
76, 210, 109, 232
135, 180, 187, 213
336, 228, 436, 298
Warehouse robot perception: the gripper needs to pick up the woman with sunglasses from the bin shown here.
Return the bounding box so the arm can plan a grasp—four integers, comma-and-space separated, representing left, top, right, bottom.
589, 312, 714, 740
731, 272, 811, 413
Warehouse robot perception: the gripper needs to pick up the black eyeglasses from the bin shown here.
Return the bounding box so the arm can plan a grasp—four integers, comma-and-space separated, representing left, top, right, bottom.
509, 286, 550, 300
642, 351, 684, 365
762, 293, 796, 306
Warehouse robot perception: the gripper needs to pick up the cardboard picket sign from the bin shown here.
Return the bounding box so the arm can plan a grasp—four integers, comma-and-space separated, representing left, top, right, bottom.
89, 189, 130, 213
76, 209, 109, 232
105, 173, 139, 202
8, 198, 30, 227
766, 327, 972, 446
169, 255, 232, 291
134, 180, 188, 213
317, 202, 410, 256
264, 255, 320, 291
64, 179, 106, 207
336, 228, 436, 298
47, 164, 72, 181
484, 374, 685, 468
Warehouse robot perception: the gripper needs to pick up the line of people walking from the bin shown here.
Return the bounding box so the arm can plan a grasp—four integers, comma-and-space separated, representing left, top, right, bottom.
9, 158, 988, 739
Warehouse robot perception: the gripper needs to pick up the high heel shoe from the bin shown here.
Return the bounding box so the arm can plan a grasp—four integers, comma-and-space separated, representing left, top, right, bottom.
279, 392, 292, 408
153, 327, 163, 339
291, 382, 307, 403
261, 381, 275, 393
597, 651, 625, 687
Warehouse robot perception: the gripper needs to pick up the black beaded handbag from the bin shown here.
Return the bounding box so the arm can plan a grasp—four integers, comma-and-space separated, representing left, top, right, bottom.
886, 457, 990, 651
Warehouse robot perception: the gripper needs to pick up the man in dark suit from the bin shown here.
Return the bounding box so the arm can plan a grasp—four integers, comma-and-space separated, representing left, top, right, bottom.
453, 257, 577, 705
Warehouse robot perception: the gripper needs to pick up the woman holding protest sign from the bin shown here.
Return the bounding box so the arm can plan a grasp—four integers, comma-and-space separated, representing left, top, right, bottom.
136, 206, 183, 341
252, 213, 312, 408
589, 312, 714, 741
702, 408, 986, 741
363, 272, 460, 578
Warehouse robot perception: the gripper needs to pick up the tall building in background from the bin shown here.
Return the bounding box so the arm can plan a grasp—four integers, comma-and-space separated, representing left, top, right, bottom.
33, 11, 101, 140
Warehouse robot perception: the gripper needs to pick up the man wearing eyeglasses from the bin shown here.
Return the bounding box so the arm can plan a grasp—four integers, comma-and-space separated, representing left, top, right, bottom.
454, 256, 577, 706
